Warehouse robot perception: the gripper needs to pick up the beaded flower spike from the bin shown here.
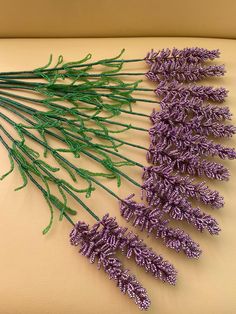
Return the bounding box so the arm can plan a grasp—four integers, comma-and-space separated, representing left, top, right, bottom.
0, 47, 235, 310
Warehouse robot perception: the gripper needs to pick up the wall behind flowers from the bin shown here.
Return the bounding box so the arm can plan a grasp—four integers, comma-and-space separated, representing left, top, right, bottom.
0, 0, 235, 39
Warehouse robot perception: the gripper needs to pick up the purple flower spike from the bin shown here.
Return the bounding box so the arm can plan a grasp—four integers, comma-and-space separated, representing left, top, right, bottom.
142, 172, 221, 235
174, 47, 220, 62
151, 108, 236, 139
99, 214, 177, 285
142, 165, 224, 209
122, 232, 177, 285
146, 63, 225, 83
160, 97, 232, 122
70, 220, 151, 310
147, 142, 230, 181
145, 48, 220, 65
120, 195, 202, 258
155, 80, 228, 103
149, 123, 236, 160
157, 225, 202, 259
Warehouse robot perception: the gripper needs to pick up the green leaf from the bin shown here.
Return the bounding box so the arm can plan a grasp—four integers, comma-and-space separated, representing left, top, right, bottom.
14, 166, 28, 191
0, 153, 15, 180
42, 195, 54, 235
34, 54, 53, 72
49, 194, 77, 216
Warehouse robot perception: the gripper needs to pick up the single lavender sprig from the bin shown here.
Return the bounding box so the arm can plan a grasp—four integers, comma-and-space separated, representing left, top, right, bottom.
150, 108, 236, 138
146, 62, 225, 83
98, 214, 177, 285
142, 175, 221, 235
147, 142, 230, 181
120, 195, 202, 258
160, 97, 232, 121
149, 123, 236, 160
142, 165, 224, 209
145, 48, 220, 65
70, 219, 151, 310
155, 80, 228, 102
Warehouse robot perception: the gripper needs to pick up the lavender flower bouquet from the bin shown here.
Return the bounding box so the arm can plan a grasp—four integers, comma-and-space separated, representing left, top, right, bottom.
0, 47, 235, 310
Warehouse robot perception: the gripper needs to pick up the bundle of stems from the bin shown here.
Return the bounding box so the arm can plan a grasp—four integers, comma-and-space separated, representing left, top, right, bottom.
0, 48, 234, 310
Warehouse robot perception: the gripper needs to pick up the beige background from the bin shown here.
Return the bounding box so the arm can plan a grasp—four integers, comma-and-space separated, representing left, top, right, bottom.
0, 0, 235, 38
0, 37, 235, 314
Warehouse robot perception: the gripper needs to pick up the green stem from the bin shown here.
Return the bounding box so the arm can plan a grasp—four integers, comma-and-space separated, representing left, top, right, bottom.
0, 110, 124, 201
0, 125, 100, 222
0, 100, 144, 168
69, 111, 149, 132
0, 78, 154, 92
0, 58, 144, 76
0, 83, 36, 91
0, 79, 158, 105
0, 96, 148, 151
95, 86, 153, 92
75, 91, 158, 104
0, 90, 148, 132
0, 102, 142, 188
0, 135, 77, 225
76, 148, 141, 188
63, 130, 144, 168
0, 72, 146, 80
27, 173, 77, 226
0, 89, 150, 118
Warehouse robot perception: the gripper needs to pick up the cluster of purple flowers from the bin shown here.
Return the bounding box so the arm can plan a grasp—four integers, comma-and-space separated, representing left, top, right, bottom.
120, 194, 201, 259
145, 47, 225, 82
70, 213, 178, 310
117, 47, 235, 265
69, 47, 235, 310
141, 47, 236, 238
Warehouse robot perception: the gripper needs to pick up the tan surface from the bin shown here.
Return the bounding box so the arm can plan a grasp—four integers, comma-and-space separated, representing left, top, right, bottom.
0, 0, 235, 38
0, 37, 235, 314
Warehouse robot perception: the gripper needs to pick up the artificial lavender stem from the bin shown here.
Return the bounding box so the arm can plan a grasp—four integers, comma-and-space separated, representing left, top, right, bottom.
74, 112, 149, 132
0, 79, 159, 105
0, 72, 147, 80
0, 99, 144, 169
76, 91, 158, 104
0, 102, 145, 172
0, 76, 154, 92
0, 96, 148, 151
43, 130, 144, 188
76, 148, 142, 188
0, 83, 36, 91
96, 86, 154, 92
0, 57, 145, 76
29, 116, 144, 188
0, 135, 76, 226
27, 173, 76, 226
0, 110, 124, 202
63, 130, 144, 168
0, 125, 100, 221
0, 101, 147, 195
0, 89, 150, 118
